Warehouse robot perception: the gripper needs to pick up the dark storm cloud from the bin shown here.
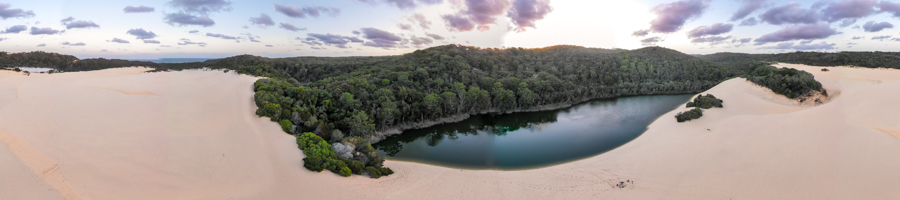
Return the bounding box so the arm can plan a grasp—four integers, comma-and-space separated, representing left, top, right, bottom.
759, 2, 820, 25
1, 25, 27, 34
508, 0, 553, 32
127, 28, 158, 39
641, 37, 663, 46
168, 0, 231, 15
649, 0, 710, 33
274, 3, 340, 18
881, 1, 900, 17
426, 33, 445, 40
632, 29, 650, 37
165, 12, 215, 27
754, 23, 838, 44
62, 41, 86, 46
361, 27, 404, 48
442, 0, 511, 32
143, 40, 160, 44
123, 5, 154, 13
249, 13, 274, 27
862, 21, 894, 32
0, 3, 35, 19
690, 35, 732, 45
409, 13, 432, 29
279, 23, 306, 32
730, 0, 766, 21
108, 38, 130, 43
871, 35, 892, 40
740, 17, 758, 26
686, 23, 732, 38
820, 0, 877, 22
206, 33, 239, 40
29, 27, 63, 35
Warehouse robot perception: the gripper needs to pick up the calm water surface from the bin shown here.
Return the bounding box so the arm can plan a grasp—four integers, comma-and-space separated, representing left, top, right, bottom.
373, 94, 694, 169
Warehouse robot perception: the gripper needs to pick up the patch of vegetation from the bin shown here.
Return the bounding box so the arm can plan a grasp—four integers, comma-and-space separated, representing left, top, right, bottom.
296, 132, 391, 178
745, 65, 823, 99
686, 94, 723, 109
675, 108, 703, 122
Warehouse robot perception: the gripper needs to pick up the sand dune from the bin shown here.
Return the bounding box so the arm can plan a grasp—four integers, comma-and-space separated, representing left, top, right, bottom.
1, 64, 900, 199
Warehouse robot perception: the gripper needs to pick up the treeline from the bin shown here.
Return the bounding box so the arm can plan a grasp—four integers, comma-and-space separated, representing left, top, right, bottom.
697, 51, 900, 69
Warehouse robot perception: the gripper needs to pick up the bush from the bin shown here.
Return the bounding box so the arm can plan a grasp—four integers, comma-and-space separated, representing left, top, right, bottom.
675, 108, 703, 122
686, 94, 723, 109
279, 119, 293, 134
348, 161, 365, 174
366, 166, 382, 178
746, 65, 823, 99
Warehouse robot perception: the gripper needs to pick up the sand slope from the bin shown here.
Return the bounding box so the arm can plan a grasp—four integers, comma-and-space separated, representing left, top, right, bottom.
1, 64, 900, 199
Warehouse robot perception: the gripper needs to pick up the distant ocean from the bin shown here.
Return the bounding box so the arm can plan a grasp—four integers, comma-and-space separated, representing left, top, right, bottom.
129, 58, 214, 63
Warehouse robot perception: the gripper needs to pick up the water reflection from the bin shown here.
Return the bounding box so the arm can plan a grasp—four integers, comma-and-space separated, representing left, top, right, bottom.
374, 94, 694, 169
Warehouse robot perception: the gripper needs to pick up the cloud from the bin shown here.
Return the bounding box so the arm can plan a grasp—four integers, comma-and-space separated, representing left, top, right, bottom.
123, 5, 154, 13
754, 23, 838, 44
409, 13, 432, 29
691, 35, 732, 45
279, 23, 306, 32
0, 3, 35, 19
178, 38, 207, 47
302, 40, 323, 46
839, 19, 857, 27
641, 36, 663, 46
352, 0, 444, 10
740, 17, 758, 26
759, 2, 820, 25
399, 23, 413, 30
61, 17, 99, 29
274, 3, 340, 18
760, 41, 837, 51
851, 36, 862, 39
730, 0, 766, 21
249, 13, 274, 27
632, 29, 650, 37
37, 43, 45, 47
29, 27, 63, 35
62, 41, 86, 46
881, 1, 900, 17
871, 35, 892, 40
266, 44, 273, 47
360, 27, 404, 48
820, 0, 877, 22
862, 21, 894, 32
507, 0, 553, 32
1, 25, 27, 34
189, 30, 199, 33
686, 23, 732, 38
143, 40, 160, 44
732, 37, 752, 44
108, 38, 130, 44
0, 37, 6, 42
165, 12, 215, 27
126, 28, 158, 39
410, 36, 434, 47
426, 33, 445, 40
168, 0, 231, 15
442, 0, 512, 32
206, 33, 239, 40
305, 33, 363, 48
311, 46, 326, 50
243, 33, 261, 42
649, 0, 710, 33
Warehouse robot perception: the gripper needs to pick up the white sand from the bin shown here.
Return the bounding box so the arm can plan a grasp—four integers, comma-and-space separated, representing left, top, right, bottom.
2, 64, 900, 199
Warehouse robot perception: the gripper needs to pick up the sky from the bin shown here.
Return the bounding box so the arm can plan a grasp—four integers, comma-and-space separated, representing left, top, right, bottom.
1, 0, 900, 59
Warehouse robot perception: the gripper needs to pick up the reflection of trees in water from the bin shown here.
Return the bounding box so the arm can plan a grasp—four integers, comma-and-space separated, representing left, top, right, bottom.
375, 111, 558, 156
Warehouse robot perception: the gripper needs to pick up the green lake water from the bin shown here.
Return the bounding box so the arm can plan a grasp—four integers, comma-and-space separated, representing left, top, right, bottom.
374, 94, 695, 170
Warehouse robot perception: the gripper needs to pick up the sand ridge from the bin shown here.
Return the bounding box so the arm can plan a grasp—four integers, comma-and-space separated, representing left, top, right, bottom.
1, 64, 899, 199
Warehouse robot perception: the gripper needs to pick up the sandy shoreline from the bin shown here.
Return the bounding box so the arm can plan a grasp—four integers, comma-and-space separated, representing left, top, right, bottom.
2, 64, 900, 199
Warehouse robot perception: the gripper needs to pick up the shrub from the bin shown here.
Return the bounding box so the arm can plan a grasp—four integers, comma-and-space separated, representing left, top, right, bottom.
279, 119, 293, 134
746, 65, 823, 99
366, 166, 382, 178
348, 161, 365, 174
686, 94, 723, 109
675, 108, 703, 122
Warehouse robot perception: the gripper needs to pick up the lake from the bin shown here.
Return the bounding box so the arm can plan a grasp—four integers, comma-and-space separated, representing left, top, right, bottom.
373, 94, 694, 170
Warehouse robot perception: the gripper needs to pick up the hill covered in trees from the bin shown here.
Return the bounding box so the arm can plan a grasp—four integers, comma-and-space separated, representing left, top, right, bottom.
697, 51, 900, 69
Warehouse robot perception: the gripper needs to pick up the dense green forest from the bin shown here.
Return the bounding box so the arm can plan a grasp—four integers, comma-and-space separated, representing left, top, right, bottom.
697, 51, 900, 69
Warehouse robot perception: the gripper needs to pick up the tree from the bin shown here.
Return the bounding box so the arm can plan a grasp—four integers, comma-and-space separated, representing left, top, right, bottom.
346, 111, 375, 137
